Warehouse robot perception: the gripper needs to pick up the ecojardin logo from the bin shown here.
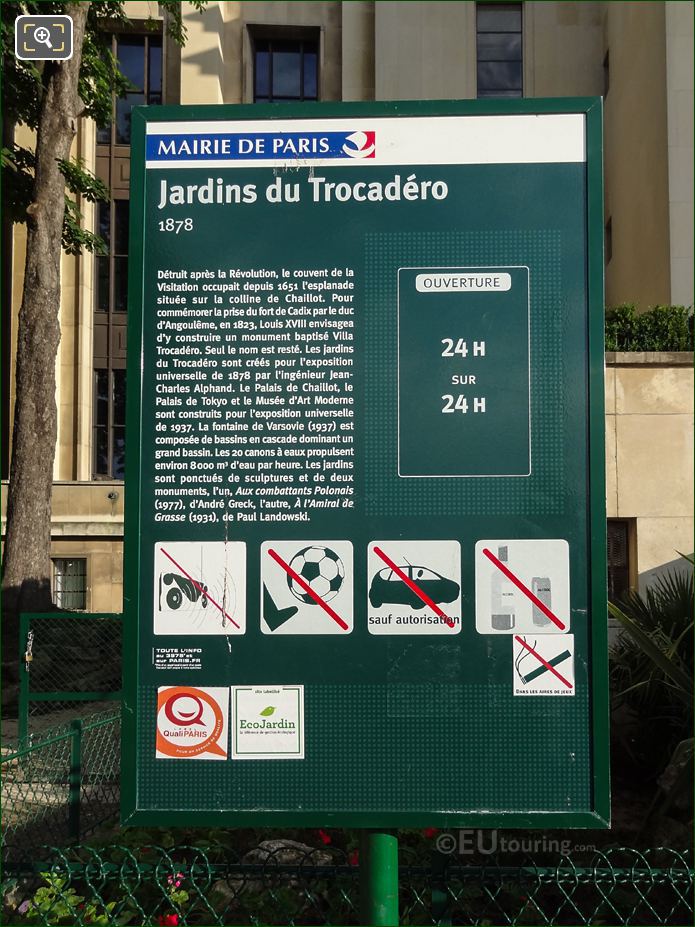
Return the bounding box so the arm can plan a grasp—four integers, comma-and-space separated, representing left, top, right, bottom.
238, 705, 297, 731
232, 685, 305, 760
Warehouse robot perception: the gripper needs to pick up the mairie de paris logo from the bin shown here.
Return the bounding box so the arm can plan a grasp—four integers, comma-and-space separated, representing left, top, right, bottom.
342, 131, 376, 159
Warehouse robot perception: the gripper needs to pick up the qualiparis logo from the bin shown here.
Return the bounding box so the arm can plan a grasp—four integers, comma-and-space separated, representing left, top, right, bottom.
341, 131, 376, 159
156, 686, 228, 759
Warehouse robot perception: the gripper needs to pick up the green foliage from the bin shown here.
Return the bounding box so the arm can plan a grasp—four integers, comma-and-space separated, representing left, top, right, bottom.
63, 197, 107, 256
605, 303, 694, 352
21, 873, 120, 925
1, 0, 208, 255
1, 144, 35, 224
609, 556, 694, 776
60, 158, 111, 255
13, 864, 192, 926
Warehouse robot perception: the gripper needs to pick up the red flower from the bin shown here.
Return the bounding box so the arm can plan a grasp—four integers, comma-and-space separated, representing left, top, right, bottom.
422, 827, 439, 839
349, 849, 359, 866
317, 829, 332, 845
156, 915, 179, 926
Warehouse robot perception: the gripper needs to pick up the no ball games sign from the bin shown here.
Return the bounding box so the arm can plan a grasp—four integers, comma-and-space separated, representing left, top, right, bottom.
122, 100, 608, 828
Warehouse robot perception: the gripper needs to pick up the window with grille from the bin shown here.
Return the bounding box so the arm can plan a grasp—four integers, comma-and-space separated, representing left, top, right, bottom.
93, 31, 162, 478
93, 196, 128, 479
96, 33, 162, 146
252, 34, 319, 103
52, 558, 87, 610
94, 368, 126, 480
476, 3, 523, 98
96, 197, 130, 316
607, 520, 631, 602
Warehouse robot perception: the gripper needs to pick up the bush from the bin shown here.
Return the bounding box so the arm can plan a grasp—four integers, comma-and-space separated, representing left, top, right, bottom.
605, 304, 694, 352
610, 561, 694, 780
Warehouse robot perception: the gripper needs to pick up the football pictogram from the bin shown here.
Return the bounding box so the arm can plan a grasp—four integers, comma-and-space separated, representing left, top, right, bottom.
287, 546, 345, 603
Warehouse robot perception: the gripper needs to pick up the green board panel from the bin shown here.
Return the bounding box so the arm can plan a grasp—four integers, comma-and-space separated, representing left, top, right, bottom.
122, 99, 609, 828
398, 265, 530, 477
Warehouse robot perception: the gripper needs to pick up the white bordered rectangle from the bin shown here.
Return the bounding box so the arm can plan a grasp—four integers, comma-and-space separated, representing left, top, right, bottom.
397, 265, 532, 479
231, 685, 305, 759
145, 114, 586, 169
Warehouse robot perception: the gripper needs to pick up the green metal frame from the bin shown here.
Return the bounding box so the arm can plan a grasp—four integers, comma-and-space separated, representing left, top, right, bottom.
18, 612, 123, 744
122, 97, 608, 830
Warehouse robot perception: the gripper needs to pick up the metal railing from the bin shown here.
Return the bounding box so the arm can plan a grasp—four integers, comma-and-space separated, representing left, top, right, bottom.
3, 615, 692, 925
2, 710, 121, 849
0, 844, 691, 925
2, 716, 693, 924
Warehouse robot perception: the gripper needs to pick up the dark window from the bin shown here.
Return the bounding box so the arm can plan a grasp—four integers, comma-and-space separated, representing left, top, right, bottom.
477, 3, 523, 98
2, 212, 12, 478
94, 196, 128, 478
253, 36, 319, 103
603, 50, 610, 98
96, 33, 162, 146
93, 368, 126, 480
52, 558, 87, 610
93, 193, 127, 475
96, 199, 129, 314
607, 520, 631, 602
94, 31, 160, 479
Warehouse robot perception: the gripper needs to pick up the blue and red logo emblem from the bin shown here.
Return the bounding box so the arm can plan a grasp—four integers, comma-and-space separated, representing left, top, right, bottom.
341, 131, 376, 159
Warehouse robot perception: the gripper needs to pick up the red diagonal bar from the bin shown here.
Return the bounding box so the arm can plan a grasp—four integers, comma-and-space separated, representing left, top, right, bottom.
268, 548, 349, 631
373, 546, 456, 628
483, 548, 566, 630
160, 547, 240, 629
515, 636, 573, 688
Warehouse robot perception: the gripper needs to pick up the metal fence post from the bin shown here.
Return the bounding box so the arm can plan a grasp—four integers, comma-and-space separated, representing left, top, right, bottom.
359, 830, 399, 926
18, 615, 31, 744
68, 719, 83, 841
431, 848, 452, 926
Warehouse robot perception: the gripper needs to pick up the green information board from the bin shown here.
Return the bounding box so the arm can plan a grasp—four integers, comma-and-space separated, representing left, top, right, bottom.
122, 99, 609, 828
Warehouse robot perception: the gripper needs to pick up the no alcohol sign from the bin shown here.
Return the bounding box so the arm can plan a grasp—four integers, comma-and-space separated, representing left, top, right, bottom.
122, 99, 608, 828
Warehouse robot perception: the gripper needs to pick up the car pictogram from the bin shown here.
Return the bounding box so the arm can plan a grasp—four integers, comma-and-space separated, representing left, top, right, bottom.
369, 564, 460, 609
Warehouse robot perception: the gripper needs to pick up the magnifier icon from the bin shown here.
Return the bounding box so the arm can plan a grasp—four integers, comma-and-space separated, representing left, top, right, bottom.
33, 25, 53, 49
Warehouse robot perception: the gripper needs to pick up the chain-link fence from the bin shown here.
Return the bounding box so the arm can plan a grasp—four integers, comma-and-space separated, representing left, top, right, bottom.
1, 843, 692, 925
2, 710, 121, 850
1, 715, 693, 924
17, 613, 122, 743
3, 615, 693, 925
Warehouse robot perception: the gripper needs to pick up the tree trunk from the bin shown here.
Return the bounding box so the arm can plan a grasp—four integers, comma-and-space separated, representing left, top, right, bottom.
2, 4, 90, 696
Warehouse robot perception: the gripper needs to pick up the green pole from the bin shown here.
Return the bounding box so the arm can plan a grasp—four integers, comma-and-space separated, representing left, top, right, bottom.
68, 719, 83, 841
359, 830, 399, 926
